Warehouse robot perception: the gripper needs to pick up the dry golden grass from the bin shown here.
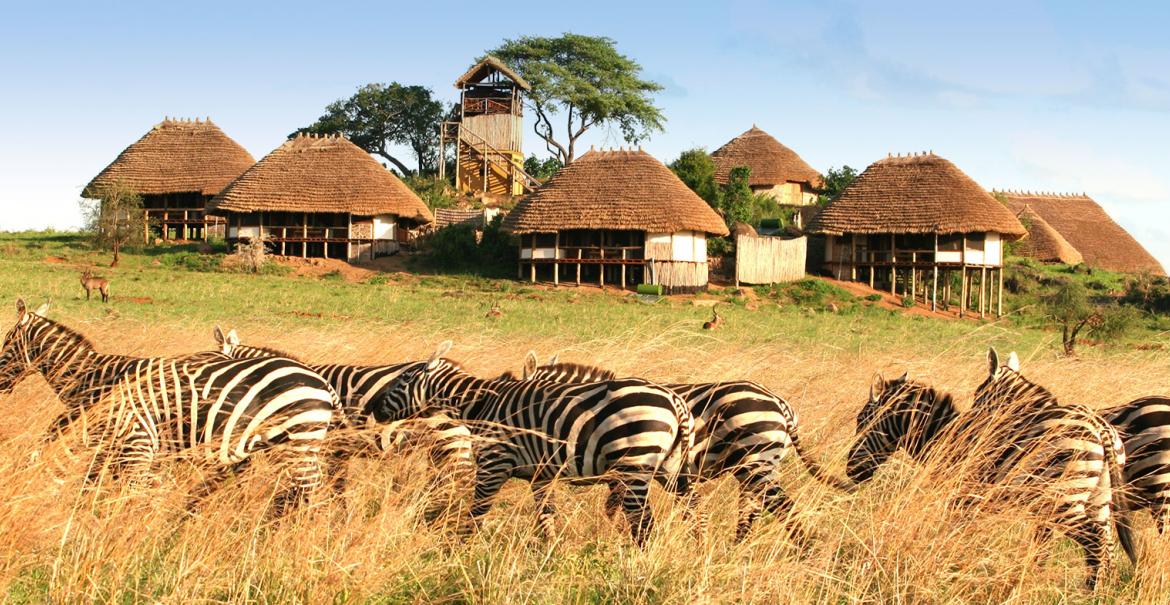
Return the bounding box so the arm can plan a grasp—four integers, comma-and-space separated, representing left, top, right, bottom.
2, 318, 1169, 603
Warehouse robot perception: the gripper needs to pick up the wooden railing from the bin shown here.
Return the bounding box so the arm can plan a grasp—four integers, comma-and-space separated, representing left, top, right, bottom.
462, 97, 515, 114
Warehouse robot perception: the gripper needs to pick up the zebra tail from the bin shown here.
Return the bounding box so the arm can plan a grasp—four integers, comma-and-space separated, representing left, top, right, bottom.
790, 427, 856, 493
1105, 426, 1137, 564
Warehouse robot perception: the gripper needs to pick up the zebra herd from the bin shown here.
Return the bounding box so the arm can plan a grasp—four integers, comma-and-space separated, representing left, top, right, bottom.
3, 299, 1170, 590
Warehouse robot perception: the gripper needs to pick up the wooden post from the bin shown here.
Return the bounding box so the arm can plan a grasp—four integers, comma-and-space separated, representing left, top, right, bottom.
346, 214, 352, 262
621, 248, 627, 289
889, 235, 896, 295
576, 249, 582, 285
910, 252, 917, 302
553, 232, 560, 286
979, 267, 986, 318
530, 235, 536, 283
482, 141, 489, 194
997, 267, 1004, 317
599, 247, 605, 288
850, 234, 857, 281
959, 235, 968, 317
932, 266, 938, 312
302, 213, 308, 258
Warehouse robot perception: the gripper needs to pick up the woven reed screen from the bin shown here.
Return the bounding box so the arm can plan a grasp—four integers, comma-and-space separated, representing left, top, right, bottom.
735, 235, 806, 284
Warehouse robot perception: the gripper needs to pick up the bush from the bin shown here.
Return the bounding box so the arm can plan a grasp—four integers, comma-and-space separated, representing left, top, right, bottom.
161, 251, 222, 273
901, 296, 916, 308
417, 216, 517, 277
1123, 274, 1170, 314
707, 237, 733, 259
320, 270, 344, 282
403, 175, 458, 210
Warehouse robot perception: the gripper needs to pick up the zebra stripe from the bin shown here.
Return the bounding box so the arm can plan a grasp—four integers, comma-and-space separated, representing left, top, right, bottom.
380, 412, 476, 522
1, 301, 337, 512
849, 349, 1129, 589
376, 341, 693, 546
522, 356, 852, 541
1102, 396, 1170, 534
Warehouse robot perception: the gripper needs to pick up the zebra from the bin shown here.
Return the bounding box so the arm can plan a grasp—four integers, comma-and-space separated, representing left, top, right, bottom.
1, 299, 337, 513
214, 328, 476, 512
1101, 396, 1170, 535
374, 341, 695, 546
518, 353, 854, 542
848, 350, 1131, 589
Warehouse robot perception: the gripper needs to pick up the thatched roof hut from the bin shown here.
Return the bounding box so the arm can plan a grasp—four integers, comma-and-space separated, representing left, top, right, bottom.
454, 55, 531, 91
808, 153, 1025, 237
711, 126, 822, 189
84, 117, 255, 197
1013, 205, 1084, 266
997, 191, 1163, 275
505, 148, 728, 293
808, 153, 1026, 318
208, 133, 433, 261
83, 117, 255, 241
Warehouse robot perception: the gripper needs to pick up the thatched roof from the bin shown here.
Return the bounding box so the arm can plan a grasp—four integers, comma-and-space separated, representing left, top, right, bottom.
454, 56, 531, 91
1013, 205, 1084, 265
806, 153, 1026, 238
711, 126, 822, 188
997, 191, 1163, 274
84, 118, 254, 197
504, 149, 729, 236
207, 134, 434, 222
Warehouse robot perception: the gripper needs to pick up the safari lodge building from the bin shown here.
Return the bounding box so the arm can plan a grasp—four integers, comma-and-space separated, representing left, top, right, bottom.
504, 148, 730, 294
206, 133, 434, 262
807, 153, 1026, 317
84, 118, 255, 241
710, 126, 823, 226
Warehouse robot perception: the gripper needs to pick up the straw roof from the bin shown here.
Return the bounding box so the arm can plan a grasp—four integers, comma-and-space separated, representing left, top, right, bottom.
1013, 205, 1084, 265
997, 191, 1163, 274
84, 118, 254, 197
806, 153, 1026, 237
710, 126, 823, 188
207, 134, 434, 222
504, 149, 729, 236
454, 56, 531, 91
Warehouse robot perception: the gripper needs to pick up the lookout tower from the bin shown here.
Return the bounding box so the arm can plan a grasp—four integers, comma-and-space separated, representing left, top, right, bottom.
439, 56, 538, 197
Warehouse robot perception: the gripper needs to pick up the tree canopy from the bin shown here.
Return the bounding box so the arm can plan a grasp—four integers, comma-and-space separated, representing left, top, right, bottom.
818, 165, 859, 205
296, 83, 445, 175
488, 34, 664, 165
668, 148, 720, 208
79, 180, 146, 265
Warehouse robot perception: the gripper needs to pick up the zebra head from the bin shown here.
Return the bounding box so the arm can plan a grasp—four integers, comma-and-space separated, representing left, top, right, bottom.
974, 348, 1054, 409
375, 340, 453, 422
1, 299, 51, 394
847, 372, 959, 483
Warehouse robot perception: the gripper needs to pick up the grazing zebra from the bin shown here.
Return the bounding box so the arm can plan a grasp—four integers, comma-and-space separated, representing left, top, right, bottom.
1101, 396, 1170, 534
519, 354, 853, 542
0, 300, 337, 512
379, 412, 476, 522
849, 350, 1131, 589
374, 341, 694, 546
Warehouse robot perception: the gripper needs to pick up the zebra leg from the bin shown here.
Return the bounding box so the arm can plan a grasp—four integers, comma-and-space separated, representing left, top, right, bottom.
531, 479, 558, 540
758, 485, 810, 546
187, 459, 252, 513
603, 480, 623, 519
271, 447, 323, 518
618, 475, 655, 547
424, 455, 474, 525
1069, 520, 1109, 591
118, 430, 158, 490
464, 451, 512, 536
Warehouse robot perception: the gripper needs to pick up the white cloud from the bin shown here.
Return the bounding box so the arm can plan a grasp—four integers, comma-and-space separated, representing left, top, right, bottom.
1010, 134, 1170, 202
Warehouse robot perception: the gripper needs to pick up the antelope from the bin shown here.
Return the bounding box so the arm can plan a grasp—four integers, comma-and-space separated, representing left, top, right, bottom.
702, 308, 722, 330
81, 269, 110, 303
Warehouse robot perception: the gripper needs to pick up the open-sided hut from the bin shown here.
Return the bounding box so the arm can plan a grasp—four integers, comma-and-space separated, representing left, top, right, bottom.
996, 191, 1164, 275
504, 148, 729, 293
84, 117, 254, 241
807, 152, 1026, 317
206, 133, 434, 261
1012, 205, 1084, 265
711, 126, 823, 209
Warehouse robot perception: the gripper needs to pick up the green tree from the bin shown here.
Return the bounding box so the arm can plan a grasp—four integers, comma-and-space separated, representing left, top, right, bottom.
720, 166, 754, 228
1042, 280, 1138, 355
817, 165, 859, 205
79, 180, 147, 265
488, 34, 664, 164
669, 148, 720, 208
296, 83, 444, 175
523, 155, 563, 181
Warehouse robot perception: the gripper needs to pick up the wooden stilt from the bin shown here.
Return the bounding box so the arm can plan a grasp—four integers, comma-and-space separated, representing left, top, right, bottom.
621, 249, 627, 289
997, 267, 1004, 317
530, 236, 536, 283
931, 266, 938, 312
960, 268, 968, 317
553, 233, 560, 286
850, 234, 857, 281
599, 248, 605, 288
979, 266, 987, 319
576, 249, 582, 285
910, 253, 917, 303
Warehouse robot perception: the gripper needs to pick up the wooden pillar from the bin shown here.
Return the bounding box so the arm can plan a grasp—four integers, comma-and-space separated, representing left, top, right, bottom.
553, 232, 560, 286
576, 249, 582, 285
889, 234, 896, 295
959, 235, 968, 317
621, 248, 627, 289
850, 234, 857, 281
910, 252, 917, 302
530, 235, 536, 283
346, 214, 352, 262
302, 213, 308, 258
931, 266, 938, 312
482, 142, 489, 193
599, 247, 605, 288
997, 267, 1004, 317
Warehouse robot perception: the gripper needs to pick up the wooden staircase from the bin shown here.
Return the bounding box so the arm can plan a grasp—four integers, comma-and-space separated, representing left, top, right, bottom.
441, 122, 541, 195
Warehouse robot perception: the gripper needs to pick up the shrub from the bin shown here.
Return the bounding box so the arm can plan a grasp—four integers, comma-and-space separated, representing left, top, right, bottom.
403, 175, 458, 210
417, 216, 517, 277
320, 270, 344, 282
865, 293, 882, 302
707, 237, 733, 259
1042, 279, 1138, 355
901, 296, 915, 309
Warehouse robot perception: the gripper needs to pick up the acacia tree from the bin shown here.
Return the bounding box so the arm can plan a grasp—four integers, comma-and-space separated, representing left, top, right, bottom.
1042, 280, 1137, 355
488, 34, 665, 165
79, 180, 147, 265
296, 83, 445, 174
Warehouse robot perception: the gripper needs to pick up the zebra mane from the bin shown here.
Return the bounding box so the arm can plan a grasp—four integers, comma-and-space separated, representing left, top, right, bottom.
26, 313, 96, 351
977, 367, 1058, 409
868, 377, 960, 454
533, 362, 616, 382
235, 343, 301, 361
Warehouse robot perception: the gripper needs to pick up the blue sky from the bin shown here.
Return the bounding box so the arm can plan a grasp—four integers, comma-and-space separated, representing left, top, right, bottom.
2, 1, 1168, 270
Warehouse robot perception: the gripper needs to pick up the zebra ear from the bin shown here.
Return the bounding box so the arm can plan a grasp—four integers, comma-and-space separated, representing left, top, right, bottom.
33, 301, 50, 316
987, 348, 1001, 376
870, 373, 885, 402
15, 298, 25, 315
213, 325, 226, 345
427, 340, 453, 370
226, 330, 240, 346
1007, 351, 1021, 373
547, 352, 559, 366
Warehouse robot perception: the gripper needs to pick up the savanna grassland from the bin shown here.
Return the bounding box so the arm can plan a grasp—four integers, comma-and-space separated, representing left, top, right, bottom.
1, 231, 1168, 604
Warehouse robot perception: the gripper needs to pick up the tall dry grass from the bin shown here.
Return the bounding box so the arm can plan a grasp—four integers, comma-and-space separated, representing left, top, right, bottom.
1, 318, 1168, 603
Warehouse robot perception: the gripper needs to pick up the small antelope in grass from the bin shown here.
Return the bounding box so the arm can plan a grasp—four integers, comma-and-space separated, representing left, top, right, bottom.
80, 269, 110, 303
702, 308, 722, 330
